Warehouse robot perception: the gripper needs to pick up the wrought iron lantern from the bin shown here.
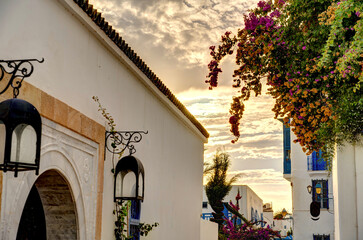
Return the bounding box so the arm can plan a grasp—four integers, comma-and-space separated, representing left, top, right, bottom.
0, 58, 44, 177
114, 155, 145, 202
105, 130, 147, 202
307, 185, 312, 194
0, 98, 41, 177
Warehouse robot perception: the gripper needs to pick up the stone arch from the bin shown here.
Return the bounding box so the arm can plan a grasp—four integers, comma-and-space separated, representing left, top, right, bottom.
2, 119, 98, 240
16, 170, 78, 239
4, 149, 86, 240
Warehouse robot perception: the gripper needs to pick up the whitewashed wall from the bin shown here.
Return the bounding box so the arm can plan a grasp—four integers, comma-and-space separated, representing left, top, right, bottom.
202, 185, 263, 222
263, 210, 274, 227
333, 142, 363, 240
0, 0, 206, 239
273, 216, 293, 237
290, 131, 334, 240
200, 219, 218, 240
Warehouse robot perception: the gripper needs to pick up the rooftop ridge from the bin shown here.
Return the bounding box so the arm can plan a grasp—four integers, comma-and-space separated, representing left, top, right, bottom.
73, 0, 209, 138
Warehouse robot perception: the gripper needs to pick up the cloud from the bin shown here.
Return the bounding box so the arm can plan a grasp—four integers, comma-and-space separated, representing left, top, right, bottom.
90, 0, 291, 212
178, 86, 283, 170
230, 169, 292, 211
89, 0, 260, 92
204, 168, 291, 211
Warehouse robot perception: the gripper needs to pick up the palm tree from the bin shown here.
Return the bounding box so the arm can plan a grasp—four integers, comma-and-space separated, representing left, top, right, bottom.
204, 150, 239, 231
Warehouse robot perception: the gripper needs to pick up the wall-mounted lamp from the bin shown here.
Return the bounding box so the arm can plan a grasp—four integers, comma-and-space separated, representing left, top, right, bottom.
0, 59, 44, 177
307, 183, 322, 195
315, 182, 322, 195
0, 99, 41, 177
104, 131, 148, 202
114, 155, 144, 202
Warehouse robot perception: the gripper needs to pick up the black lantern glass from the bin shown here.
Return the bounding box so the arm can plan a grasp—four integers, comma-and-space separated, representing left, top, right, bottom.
0, 98, 41, 177
114, 155, 144, 202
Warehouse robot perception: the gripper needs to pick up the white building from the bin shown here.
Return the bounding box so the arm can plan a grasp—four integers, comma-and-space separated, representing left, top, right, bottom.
0, 0, 213, 239
281, 122, 334, 239
202, 185, 264, 225
273, 214, 293, 238
333, 143, 363, 240
263, 204, 293, 237
263, 203, 274, 227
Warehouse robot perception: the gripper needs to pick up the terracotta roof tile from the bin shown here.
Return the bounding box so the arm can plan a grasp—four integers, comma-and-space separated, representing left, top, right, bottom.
73, 0, 209, 138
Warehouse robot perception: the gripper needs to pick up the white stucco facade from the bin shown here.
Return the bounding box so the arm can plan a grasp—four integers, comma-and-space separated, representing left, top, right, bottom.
0, 0, 208, 239
284, 126, 335, 240
333, 143, 363, 240
200, 219, 218, 240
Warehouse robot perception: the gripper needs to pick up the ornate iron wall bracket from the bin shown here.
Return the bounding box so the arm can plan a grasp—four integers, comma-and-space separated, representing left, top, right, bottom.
0, 58, 44, 98
105, 131, 148, 156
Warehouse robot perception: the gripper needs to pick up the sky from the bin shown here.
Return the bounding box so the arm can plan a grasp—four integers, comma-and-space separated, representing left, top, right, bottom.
89, 0, 292, 212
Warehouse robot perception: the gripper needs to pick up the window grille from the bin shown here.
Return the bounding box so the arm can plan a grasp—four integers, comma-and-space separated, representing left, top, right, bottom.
313, 234, 330, 240
312, 179, 329, 209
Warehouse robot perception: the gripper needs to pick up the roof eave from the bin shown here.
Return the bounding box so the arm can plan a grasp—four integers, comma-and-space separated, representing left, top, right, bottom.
58, 0, 209, 142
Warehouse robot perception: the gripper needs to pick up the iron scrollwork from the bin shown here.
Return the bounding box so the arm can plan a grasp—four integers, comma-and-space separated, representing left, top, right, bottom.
105, 131, 148, 155
0, 58, 44, 98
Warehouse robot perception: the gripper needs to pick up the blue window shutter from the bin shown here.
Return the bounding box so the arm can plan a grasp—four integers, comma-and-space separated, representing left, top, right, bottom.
283, 124, 291, 150
237, 218, 242, 225
312, 151, 317, 170
312, 180, 316, 202
222, 203, 230, 219
282, 124, 291, 174
324, 180, 329, 209
312, 151, 317, 160
318, 149, 324, 160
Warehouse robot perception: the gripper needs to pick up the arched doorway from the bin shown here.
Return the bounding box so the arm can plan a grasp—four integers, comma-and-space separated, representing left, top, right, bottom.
16, 170, 78, 240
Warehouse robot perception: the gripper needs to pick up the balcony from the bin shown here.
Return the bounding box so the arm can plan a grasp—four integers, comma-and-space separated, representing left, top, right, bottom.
201, 206, 241, 224
201, 213, 213, 221
307, 150, 327, 171
201, 203, 233, 221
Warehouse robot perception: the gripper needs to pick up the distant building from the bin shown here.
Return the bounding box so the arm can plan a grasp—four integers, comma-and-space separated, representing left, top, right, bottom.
281, 122, 334, 239
202, 185, 264, 226
274, 213, 293, 237
263, 203, 293, 237
263, 203, 274, 227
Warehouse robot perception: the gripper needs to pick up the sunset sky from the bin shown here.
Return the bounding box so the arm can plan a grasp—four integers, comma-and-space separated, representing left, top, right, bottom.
90, 0, 292, 212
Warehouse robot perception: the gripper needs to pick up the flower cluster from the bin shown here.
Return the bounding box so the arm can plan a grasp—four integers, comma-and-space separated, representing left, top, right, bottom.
206, 0, 363, 155
221, 193, 280, 240
222, 222, 280, 240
